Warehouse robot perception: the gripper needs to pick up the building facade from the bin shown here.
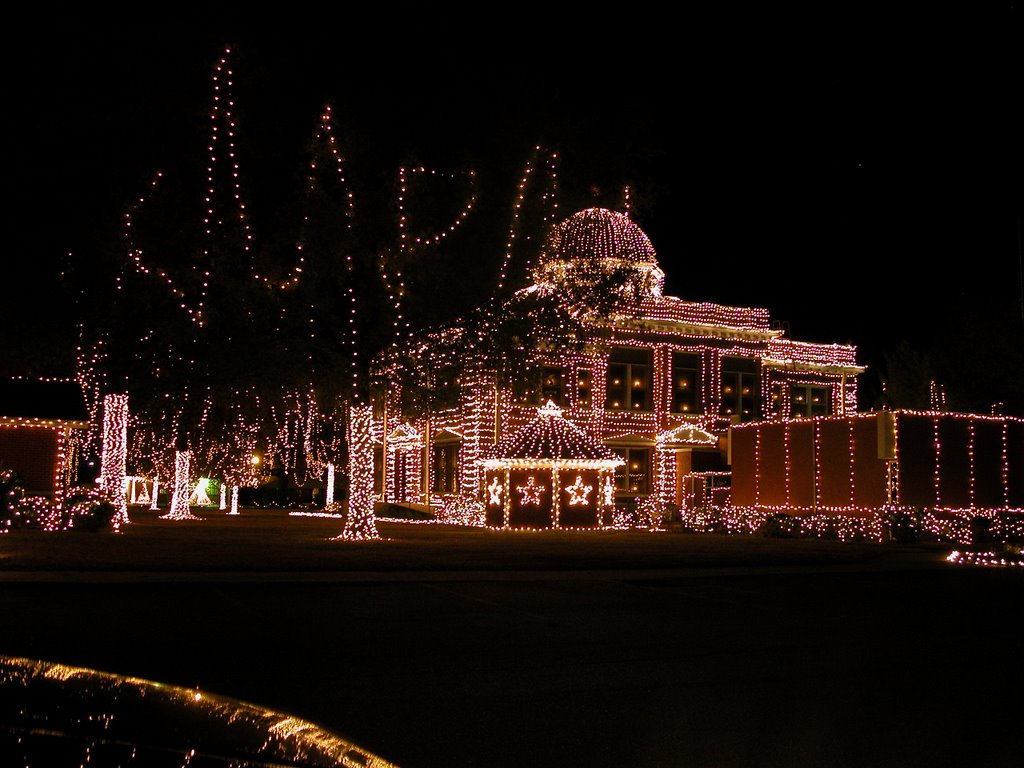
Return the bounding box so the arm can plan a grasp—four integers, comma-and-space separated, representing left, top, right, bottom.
0, 379, 89, 504
377, 208, 863, 516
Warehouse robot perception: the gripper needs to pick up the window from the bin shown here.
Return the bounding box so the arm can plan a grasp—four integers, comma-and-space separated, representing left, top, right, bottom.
576, 369, 592, 408
515, 366, 566, 405
671, 352, 702, 414
606, 348, 651, 411
720, 357, 760, 421
540, 367, 566, 406
790, 385, 831, 418
613, 447, 650, 495
431, 444, 459, 493
769, 383, 784, 416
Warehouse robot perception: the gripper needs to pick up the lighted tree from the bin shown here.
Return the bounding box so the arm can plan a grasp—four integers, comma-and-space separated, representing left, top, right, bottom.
268, 106, 479, 539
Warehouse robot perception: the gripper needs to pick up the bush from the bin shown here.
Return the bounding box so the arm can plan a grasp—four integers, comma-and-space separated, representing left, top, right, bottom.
65, 487, 117, 533
758, 512, 800, 538
0, 467, 24, 530
884, 509, 919, 544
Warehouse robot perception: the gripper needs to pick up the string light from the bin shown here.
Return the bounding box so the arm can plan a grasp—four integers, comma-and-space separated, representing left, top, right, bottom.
387, 165, 478, 341
493, 146, 559, 297
731, 410, 1023, 519
162, 450, 199, 521
482, 401, 623, 529
382, 207, 864, 527
946, 550, 1023, 568
99, 393, 130, 532
336, 405, 378, 540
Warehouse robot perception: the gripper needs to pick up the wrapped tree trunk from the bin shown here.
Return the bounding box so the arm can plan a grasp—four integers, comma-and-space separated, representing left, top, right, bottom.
162, 450, 199, 520
326, 462, 335, 506
337, 404, 378, 540
100, 393, 131, 531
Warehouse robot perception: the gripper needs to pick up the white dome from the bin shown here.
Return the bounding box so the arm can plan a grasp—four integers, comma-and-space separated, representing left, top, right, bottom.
535, 208, 665, 297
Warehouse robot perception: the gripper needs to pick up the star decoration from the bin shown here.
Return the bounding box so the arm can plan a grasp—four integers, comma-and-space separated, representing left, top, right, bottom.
564, 475, 593, 506
516, 476, 546, 506
487, 477, 503, 506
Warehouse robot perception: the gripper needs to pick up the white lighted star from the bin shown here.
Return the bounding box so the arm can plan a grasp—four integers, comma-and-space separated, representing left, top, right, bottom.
487, 477, 503, 506
564, 475, 593, 506
516, 476, 546, 506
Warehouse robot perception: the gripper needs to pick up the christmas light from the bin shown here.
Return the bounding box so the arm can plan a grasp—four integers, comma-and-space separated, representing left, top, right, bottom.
482, 402, 623, 529
516, 476, 546, 506
493, 146, 559, 297
946, 550, 1023, 568
731, 410, 1023, 519
533, 208, 665, 298
99, 393, 130, 532
336, 404, 378, 540
564, 475, 593, 505
162, 450, 199, 521
379, 206, 867, 522
189, 478, 213, 506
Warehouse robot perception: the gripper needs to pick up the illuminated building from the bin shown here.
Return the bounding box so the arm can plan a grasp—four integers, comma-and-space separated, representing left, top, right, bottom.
730, 410, 1024, 517
0, 378, 89, 508
378, 207, 863, 517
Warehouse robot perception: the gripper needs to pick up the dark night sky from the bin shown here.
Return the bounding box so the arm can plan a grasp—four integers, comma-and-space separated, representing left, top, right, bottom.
3, 5, 1021, 404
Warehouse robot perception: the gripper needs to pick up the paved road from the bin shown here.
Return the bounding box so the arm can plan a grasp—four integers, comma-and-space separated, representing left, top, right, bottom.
1, 562, 1018, 767
0, 512, 1018, 766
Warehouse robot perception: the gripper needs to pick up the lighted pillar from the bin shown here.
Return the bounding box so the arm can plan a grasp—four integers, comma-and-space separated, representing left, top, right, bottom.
229, 485, 239, 515
219, 483, 226, 510
150, 479, 160, 510
162, 450, 199, 520
326, 462, 335, 506
337, 404, 379, 540
100, 393, 130, 531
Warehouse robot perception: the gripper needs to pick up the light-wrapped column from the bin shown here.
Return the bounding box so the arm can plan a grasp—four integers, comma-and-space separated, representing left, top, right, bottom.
337, 404, 379, 540
101, 393, 130, 531
162, 450, 199, 520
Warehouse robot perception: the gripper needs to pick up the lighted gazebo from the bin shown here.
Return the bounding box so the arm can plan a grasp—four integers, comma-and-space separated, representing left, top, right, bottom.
481, 401, 624, 529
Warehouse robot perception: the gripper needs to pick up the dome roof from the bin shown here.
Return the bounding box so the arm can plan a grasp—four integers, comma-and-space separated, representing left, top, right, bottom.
541, 208, 658, 267
534, 208, 665, 297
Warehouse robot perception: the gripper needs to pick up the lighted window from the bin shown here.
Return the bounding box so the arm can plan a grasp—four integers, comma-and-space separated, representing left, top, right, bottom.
576, 369, 592, 408
770, 383, 784, 416
612, 447, 650, 495
790, 385, 831, 418
606, 348, 651, 411
514, 366, 566, 405
671, 352, 701, 414
540, 367, 566, 406
719, 357, 760, 422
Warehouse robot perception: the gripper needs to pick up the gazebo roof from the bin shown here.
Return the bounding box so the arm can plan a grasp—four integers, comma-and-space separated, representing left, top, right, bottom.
483, 402, 624, 467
